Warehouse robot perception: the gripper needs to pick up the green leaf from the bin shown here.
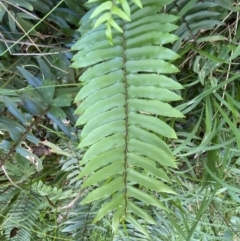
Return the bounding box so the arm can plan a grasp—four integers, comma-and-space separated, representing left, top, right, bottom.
109, 18, 123, 33
82, 161, 124, 187
127, 201, 155, 224
73, 39, 123, 62
131, 0, 142, 8
77, 83, 124, 111
81, 107, 125, 137
75, 94, 125, 124
217, 0, 240, 11
126, 59, 179, 73
0, 117, 25, 140
128, 139, 177, 168
128, 99, 184, 118
49, 106, 66, 119
79, 120, 125, 148
8, 10, 16, 33
28, 1, 50, 13
72, 46, 123, 68
127, 186, 168, 209
196, 35, 227, 43
112, 207, 124, 234
75, 71, 124, 100
112, 6, 131, 21
1, 96, 29, 125
128, 86, 182, 101
129, 112, 176, 138
127, 73, 183, 89
41, 140, 71, 157
81, 134, 125, 164
40, 79, 55, 103
106, 23, 113, 45
79, 57, 123, 83
128, 125, 175, 159
126, 32, 178, 47
127, 153, 171, 183
0, 140, 10, 152
16, 16, 38, 35
126, 46, 179, 60
228, 43, 240, 61
90, 1, 112, 19
53, 94, 72, 107
131, 5, 170, 21
126, 14, 178, 30
94, 12, 110, 28
0, 4, 6, 22
126, 23, 178, 39
177, 0, 198, 17
94, 193, 124, 223
71, 30, 115, 51
126, 214, 149, 239
7, 0, 33, 11
79, 148, 124, 177
127, 168, 176, 194
15, 146, 43, 172
17, 67, 42, 87
215, 101, 240, 148
81, 176, 124, 204
119, 0, 130, 17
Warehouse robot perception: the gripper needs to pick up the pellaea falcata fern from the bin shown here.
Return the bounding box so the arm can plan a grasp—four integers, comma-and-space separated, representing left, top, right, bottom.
71, 0, 184, 238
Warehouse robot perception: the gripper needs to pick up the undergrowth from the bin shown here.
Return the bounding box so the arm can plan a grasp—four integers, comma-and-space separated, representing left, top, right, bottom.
0, 0, 240, 240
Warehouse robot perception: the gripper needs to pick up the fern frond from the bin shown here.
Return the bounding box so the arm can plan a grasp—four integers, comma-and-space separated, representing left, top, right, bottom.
61, 201, 102, 240
72, 0, 183, 237
2, 193, 41, 241
168, 0, 225, 51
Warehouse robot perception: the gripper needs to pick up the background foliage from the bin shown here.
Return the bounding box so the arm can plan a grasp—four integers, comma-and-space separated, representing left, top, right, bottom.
0, 0, 240, 240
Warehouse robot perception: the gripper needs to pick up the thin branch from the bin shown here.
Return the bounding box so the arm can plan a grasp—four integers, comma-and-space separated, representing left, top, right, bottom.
0, 107, 50, 168
8, 50, 71, 56
1, 165, 22, 189
0, 38, 68, 49
58, 188, 86, 210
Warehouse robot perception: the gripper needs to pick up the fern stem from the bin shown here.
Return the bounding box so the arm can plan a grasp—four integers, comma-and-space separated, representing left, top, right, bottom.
122, 19, 129, 217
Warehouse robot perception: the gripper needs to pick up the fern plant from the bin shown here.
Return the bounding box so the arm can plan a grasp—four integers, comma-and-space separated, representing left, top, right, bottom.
2, 192, 42, 241
71, 0, 184, 238
1, 0, 240, 240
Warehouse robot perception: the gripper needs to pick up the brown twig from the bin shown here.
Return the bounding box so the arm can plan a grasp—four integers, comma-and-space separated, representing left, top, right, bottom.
0, 38, 68, 49
0, 107, 50, 168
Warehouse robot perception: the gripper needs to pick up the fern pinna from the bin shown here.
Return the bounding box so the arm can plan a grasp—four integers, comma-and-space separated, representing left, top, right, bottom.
71, 0, 183, 238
